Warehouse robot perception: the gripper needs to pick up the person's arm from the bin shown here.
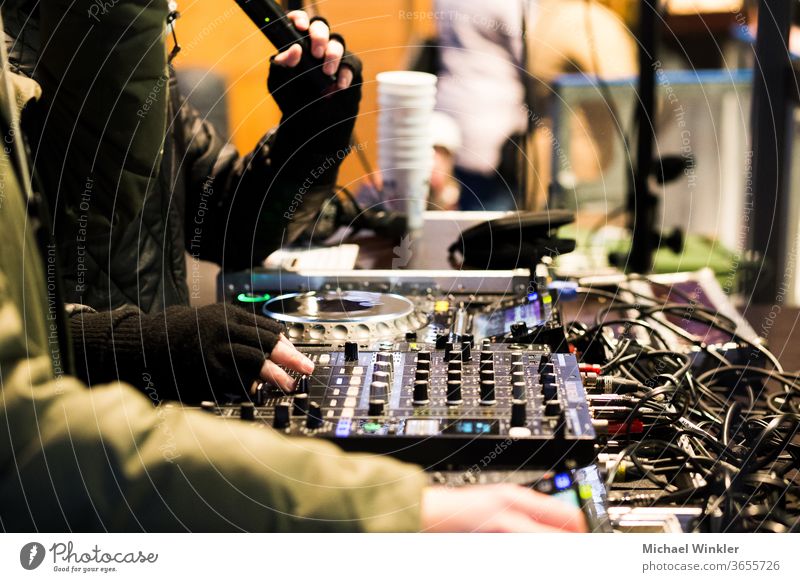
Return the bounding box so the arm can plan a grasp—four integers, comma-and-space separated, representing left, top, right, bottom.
0, 269, 426, 532
68, 303, 313, 402
182, 12, 362, 271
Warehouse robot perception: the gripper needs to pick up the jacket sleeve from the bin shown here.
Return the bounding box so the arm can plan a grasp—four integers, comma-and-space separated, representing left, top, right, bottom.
0, 271, 426, 532
180, 54, 362, 272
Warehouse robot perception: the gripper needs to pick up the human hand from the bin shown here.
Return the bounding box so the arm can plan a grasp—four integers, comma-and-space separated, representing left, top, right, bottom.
271, 10, 354, 90
420, 485, 588, 533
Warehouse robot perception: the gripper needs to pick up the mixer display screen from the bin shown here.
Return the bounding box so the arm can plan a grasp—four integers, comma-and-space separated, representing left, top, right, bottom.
473, 295, 550, 338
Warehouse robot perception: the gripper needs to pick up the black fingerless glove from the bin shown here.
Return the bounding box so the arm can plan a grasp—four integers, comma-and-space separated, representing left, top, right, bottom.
267, 41, 363, 184
71, 304, 285, 404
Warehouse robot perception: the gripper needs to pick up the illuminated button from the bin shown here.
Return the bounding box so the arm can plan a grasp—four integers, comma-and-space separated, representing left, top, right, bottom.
318, 354, 330, 365
236, 292, 271, 303
508, 426, 532, 438
363, 422, 382, 433
434, 300, 450, 313
352, 366, 364, 375
554, 473, 572, 491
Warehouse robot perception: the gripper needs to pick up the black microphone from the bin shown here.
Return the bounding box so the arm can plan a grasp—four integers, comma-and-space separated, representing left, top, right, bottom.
233, 0, 336, 93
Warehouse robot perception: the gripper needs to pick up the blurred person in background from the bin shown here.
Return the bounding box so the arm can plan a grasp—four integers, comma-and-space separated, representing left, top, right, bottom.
434, 0, 637, 210
358, 111, 462, 212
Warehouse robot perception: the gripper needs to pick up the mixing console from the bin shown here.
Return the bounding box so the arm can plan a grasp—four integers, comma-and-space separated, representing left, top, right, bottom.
199, 341, 596, 469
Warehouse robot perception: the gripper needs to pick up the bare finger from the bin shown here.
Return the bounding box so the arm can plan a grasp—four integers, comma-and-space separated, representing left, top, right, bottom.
308, 18, 330, 59
337, 66, 354, 90
286, 10, 310, 31
273, 44, 303, 68
260, 359, 296, 392
270, 339, 315, 375
323, 39, 344, 76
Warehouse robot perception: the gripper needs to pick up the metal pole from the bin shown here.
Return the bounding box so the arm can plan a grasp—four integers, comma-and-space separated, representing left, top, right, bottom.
748, 0, 794, 303
628, 0, 659, 273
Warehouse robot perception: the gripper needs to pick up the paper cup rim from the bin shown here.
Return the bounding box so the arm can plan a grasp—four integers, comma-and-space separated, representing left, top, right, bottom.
376, 71, 438, 87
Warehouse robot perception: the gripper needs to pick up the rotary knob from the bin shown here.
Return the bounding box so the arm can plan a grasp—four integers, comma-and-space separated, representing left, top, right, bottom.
538, 354, 551, 372
446, 379, 463, 405
370, 381, 389, 402
541, 372, 557, 385
368, 399, 386, 416
512, 381, 527, 400
306, 402, 324, 429
435, 333, 449, 349
416, 359, 431, 372
273, 402, 291, 429
511, 321, 528, 339
545, 399, 562, 417
444, 341, 455, 361
413, 380, 430, 405
447, 370, 462, 383
511, 351, 524, 364
344, 341, 359, 362
200, 401, 216, 413
240, 402, 255, 422
292, 393, 309, 416
415, 369, 430, 382
295, 375, 310, 394
461, 338, 473, 361
542, 382, 557, 401
510, 399, 527, 427
480, 369, 495, 383
479, 379, 497, 405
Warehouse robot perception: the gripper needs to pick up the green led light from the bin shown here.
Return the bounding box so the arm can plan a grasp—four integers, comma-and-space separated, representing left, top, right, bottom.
237, 292, 272, 303
264, 17, 271, 23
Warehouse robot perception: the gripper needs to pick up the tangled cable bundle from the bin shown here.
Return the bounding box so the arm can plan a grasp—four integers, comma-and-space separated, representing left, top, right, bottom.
566, 277, 800, 533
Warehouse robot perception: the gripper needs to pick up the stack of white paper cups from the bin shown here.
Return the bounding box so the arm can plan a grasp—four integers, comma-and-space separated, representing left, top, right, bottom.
376, 71, 438, 234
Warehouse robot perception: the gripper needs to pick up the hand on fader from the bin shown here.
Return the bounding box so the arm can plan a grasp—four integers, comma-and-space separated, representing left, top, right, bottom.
70, 303, 314, 403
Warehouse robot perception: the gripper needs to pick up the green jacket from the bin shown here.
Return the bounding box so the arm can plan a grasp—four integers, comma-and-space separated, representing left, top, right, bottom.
0, 23, 425, 530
